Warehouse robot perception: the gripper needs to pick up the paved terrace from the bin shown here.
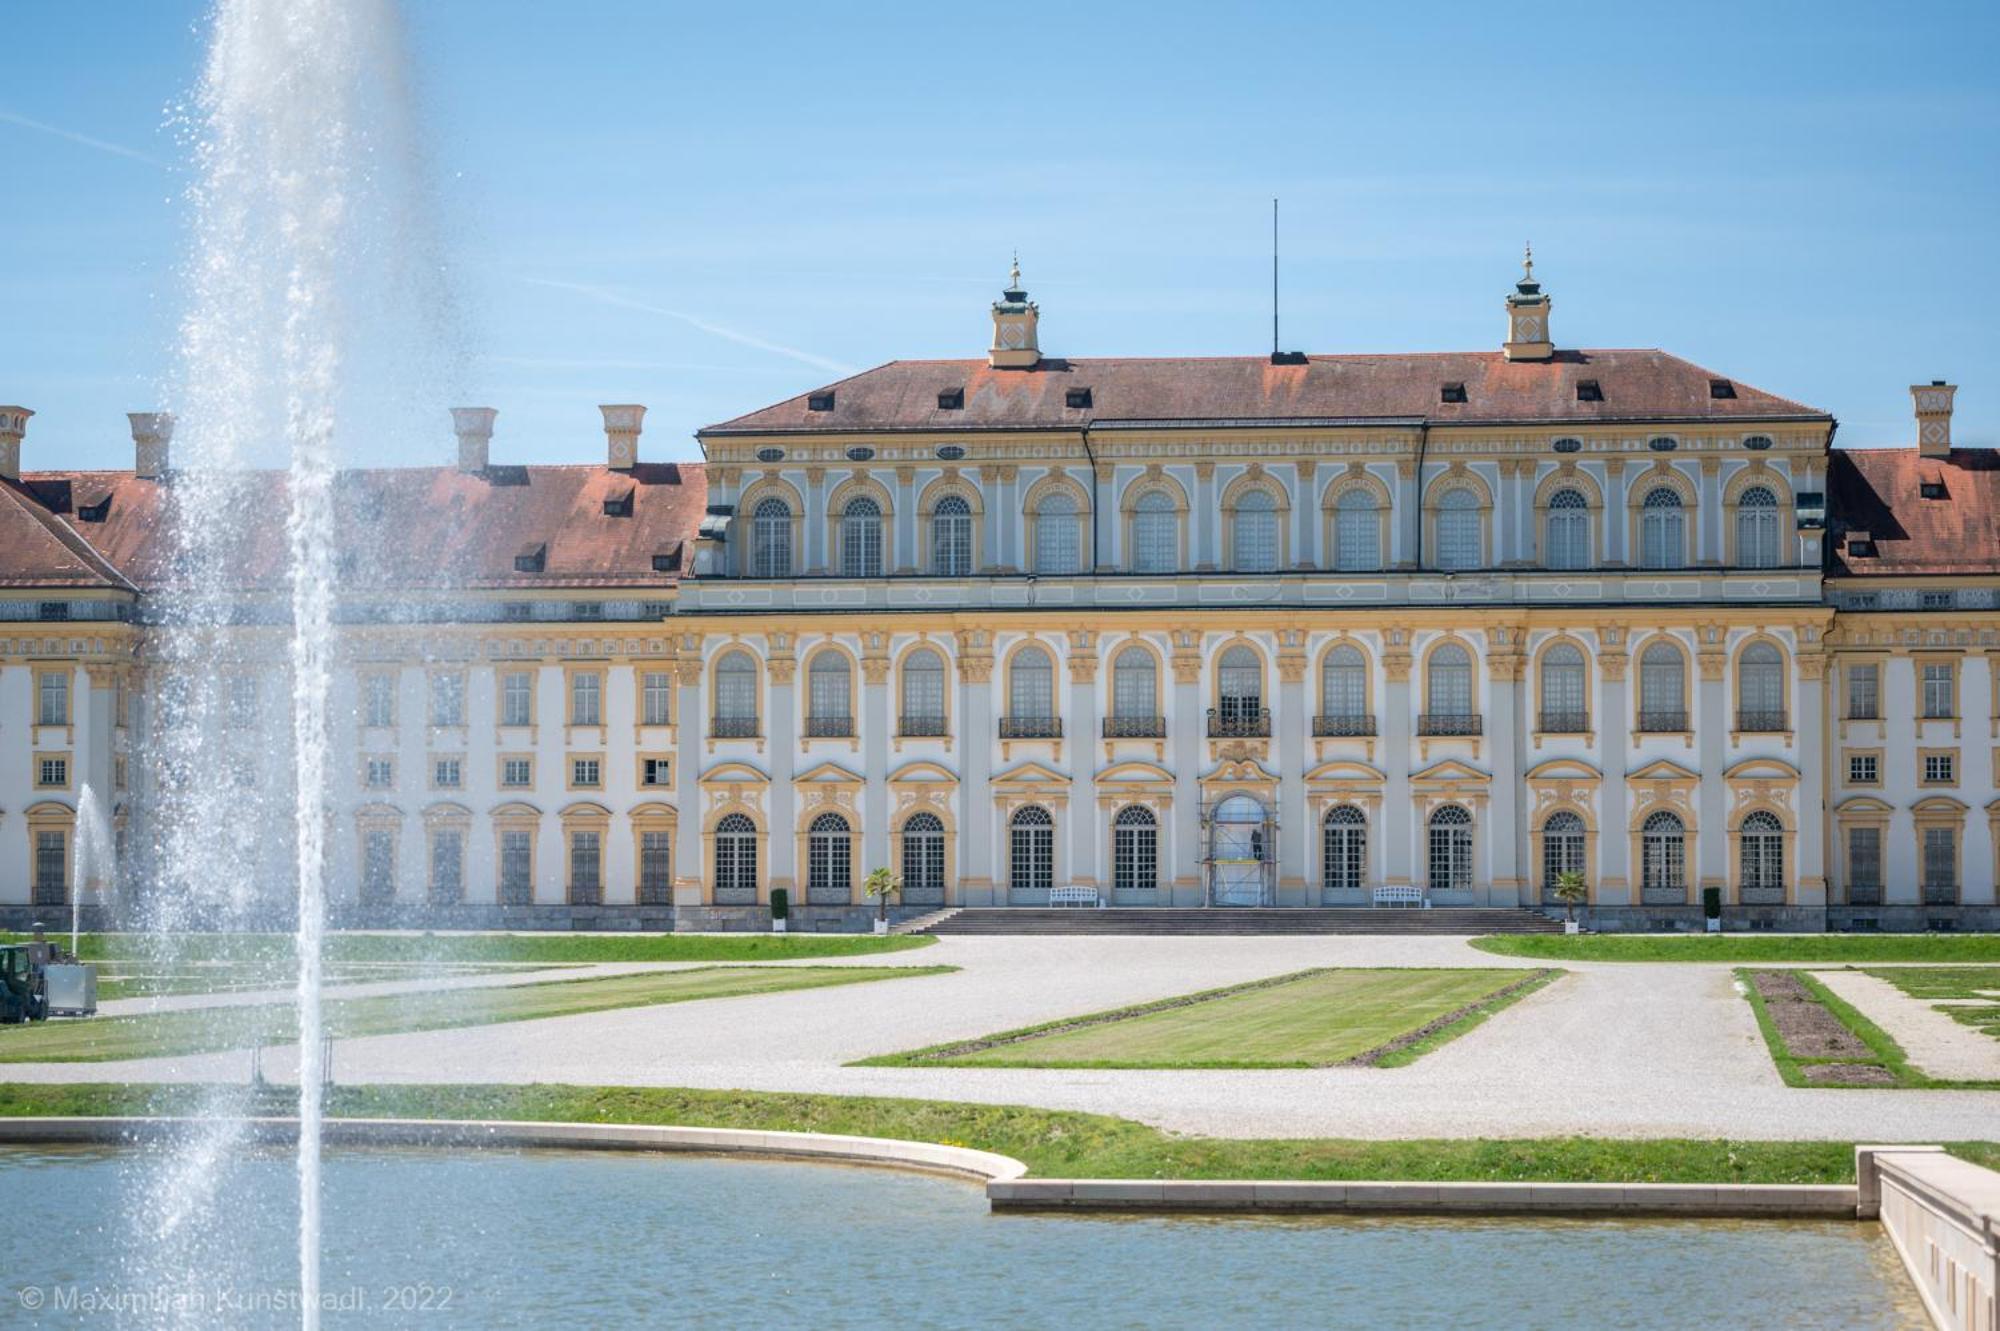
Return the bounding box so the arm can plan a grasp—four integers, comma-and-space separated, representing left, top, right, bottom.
8, 935, 1999, 1142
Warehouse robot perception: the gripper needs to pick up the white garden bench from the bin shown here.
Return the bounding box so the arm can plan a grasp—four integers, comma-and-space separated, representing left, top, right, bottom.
1048, 886, 1103, 908
1372, 885, 1429, 909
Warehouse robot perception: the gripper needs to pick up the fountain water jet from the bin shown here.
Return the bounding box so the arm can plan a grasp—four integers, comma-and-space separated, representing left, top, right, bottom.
71, 783, 114, 956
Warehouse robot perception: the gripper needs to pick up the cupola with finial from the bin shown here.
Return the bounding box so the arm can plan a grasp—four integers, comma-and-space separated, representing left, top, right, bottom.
989, 253, 1041, 369
1502, 243, 1554, 362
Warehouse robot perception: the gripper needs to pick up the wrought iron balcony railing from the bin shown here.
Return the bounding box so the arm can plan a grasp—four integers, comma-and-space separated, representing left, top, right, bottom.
1208, 707, 1271, 738
804, 715, 854, 738
1312, 713, 1376, 737
1736, 710, 1788, 733
1637, 710, 1689, 733
999, 715, 1062, 739
1537, 710, 1590, 735
1416, 712, 1483, 737
898, 714, 948, 737
709, 715, 759, 739
1103, 715, 1166, 738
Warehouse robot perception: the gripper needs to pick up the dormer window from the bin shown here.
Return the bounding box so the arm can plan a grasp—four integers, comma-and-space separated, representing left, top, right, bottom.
937, 388, 964, 410
602, 488, 634, 517
1065, 387, 1093, 409
77, 497, 112, 522
1845, 532, 1876, 559
1575, 380, 1603, 403
651, 549, 678, 572
1709, 379, 1737, 399
574, 601, 603, 620
1920, 481, 1947, 500
514, 543, 546, 574
503, 602, 532, 622
1440, 382, 1467, 404
807, 391, 835, 412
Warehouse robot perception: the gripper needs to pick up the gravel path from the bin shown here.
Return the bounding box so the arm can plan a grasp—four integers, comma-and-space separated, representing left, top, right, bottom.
94, 962, 672, 1018
1813, 970, 2000, 1081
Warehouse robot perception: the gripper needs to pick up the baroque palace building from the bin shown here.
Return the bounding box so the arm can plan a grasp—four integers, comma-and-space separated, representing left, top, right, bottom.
0, 260, 1996, 930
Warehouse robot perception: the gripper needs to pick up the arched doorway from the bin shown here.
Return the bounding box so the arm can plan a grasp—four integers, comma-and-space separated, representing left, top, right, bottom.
1207, 794, 1272, 907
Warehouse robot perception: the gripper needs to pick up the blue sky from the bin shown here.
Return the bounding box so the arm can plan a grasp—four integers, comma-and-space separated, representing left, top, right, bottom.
4, 0, 1997, 470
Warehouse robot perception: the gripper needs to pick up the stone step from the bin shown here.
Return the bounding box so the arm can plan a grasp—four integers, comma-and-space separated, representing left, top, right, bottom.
915, 907, 1566, 936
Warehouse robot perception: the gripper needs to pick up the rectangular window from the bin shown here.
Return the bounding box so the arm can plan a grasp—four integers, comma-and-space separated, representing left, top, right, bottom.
1846, 827, 1881, 904
640, 757, 670, 787
433, 758, 462, 789
1922, 752, 1955, 785
33, 830, 66, 905
430, 674, 465, 727
570, 672, 602, 726
502, 671, 534, 727
228, 676, 259, 728
361, 830, 396, 903
500, 830, 533, 905
1922, 663, 1955, 719
1921, 591, 1952, 610
503, 602, 532, 623
571, 758, 601, 788
639, 831, 673, 905
1846, 753, 1878, 785
363, 673, 396, 727
642, 672, 673, 726
37, 757, 68, 787
1922, 828, 1957, 903
501, 757, 532, 788
37, 670, 69, 726
1845, 664, 1879, 720
430, 829, 464, 903
570, 830, 602, 904
365, 757, 394, 789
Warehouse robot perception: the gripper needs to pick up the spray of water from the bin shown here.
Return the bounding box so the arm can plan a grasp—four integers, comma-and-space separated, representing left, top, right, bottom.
70, 784, 113, 956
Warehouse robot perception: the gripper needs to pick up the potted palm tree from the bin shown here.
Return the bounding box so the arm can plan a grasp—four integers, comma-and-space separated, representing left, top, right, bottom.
769, 887, 789, 934
864, 867, 899, 935
1551, 870, 1587, 934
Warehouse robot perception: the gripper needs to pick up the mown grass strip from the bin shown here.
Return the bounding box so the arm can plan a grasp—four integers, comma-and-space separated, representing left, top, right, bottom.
1737, 967, 2000, 1091
2, 931, 935, 967
1475, 933, 2000, 964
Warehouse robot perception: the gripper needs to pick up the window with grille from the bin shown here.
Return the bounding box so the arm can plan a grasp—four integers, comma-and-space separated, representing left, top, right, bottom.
1541, 811, 1586, 900
901, 812, 946, 904
1737, 643, 1784, 727
430, 829, 464, 903
1112, 647, 1155, 718
807, 812, 852, 903
1735, 487, 1779, 568
1335, 488, 1380, 571
1010, 645, 1054, 719
1010, 805, 1054, 895
364, 673, 395, 727
502, 671, 533, 727
501, 758, 531, 787
1539, 643, 1587, 729
571, 758, 601, 787
1639, 487, 1685, 570
752, 498, 792, 577
228, 676, 259, 727
1427, 643, 1472, 715
1846, 664, 1878, 720
1923, 753, 1955, 784
1217, 646, 1262, 722
1322, 805, 1366, 895
37, 758, 67, 788
809, 653, 852, 725
1435, 489, 1481, 571
1322, 645, 1366, 719
638, 831, 673, 905
365, 758, 394, 789
569, 673, 603, 727
1544, 489, 1590, 570
714, 813, 757, 904
1132, 489, 1177, 572
500, 830, 533, 905
1847, 754, 1878, 785
1427, 805, 1473, 890
1640, 811, 1685, 903
714, 651, 757, 723
901, 649, 945, 727
1639, 641, 1685, 726
1033, 492, 1080, 575
841, 498, 883, 577
361, 830, 395, 903
31, 830, 65, 905
1739, 811, 1784, 900
932, 495, 973, 575
1922, 663, 1954, 718
430, 674, 464, 727
1846, 827, 1881, 903
434, 758, 461, 789
1922, 827, 1957, 902
567, 830, 602, 903
1113, 805, 1157, 894
1232, 488, 1279, 572
639, 672, 672, 726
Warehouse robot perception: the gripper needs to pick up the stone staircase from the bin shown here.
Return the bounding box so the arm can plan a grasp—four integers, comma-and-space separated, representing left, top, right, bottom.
908, 907, 1567, 936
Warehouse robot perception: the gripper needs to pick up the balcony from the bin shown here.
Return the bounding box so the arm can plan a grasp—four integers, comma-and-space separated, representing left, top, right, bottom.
1537, 710, 1589, 735
1637, 710, 1689, 733
1417, 712, 1483, 737
709, 715, 759, 739
1103, 715, 1166, 739
898, 714, 948, 738
1208, 707, 1271, 739
1312, 713, 1376, 737
999, 715, 1061, 739
1736, 710, 1788, 733
804, 715, 854, 738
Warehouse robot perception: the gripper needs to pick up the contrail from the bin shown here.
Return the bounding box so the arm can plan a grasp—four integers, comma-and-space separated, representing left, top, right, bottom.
524, 277, 856, 377
0, 109, 169, 168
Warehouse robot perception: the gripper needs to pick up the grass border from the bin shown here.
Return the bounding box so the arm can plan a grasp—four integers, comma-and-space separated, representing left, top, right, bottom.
1371, 968, 1564, 1068
1473, 933, 2000, 964
1737, 967, 2000, 1091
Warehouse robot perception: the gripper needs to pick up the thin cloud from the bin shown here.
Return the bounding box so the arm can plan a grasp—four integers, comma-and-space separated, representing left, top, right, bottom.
0, 109, 169, 168
523, 277, 856, 377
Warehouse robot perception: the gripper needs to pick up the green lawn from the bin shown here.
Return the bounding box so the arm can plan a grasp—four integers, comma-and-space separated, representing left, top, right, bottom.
1863, 967, 2000, 1043
0, 964, 950, 1063
865, 967, 1555, 1069
4, 930, 933, 967
92, 960, 558, 1002
1475, 933, 2000, 964
1, 1081, 1992, 1185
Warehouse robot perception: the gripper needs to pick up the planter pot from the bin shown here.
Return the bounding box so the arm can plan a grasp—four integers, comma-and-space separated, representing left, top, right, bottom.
771, 918, 787, 934
1705, 917, 1722, 933
872, 919, 889, 936
1563, 920, 1581, 935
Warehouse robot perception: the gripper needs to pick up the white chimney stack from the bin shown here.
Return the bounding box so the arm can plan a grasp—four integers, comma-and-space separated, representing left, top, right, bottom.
1912, 381, 1956, 458
0, 406, 30, 482
128, 411, 174, 479
600, 404, 645, 471
451, 406, 497, 473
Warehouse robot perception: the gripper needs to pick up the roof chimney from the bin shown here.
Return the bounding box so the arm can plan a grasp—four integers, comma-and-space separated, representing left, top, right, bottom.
451, 406, 497, 473
600, 404, 644, 471
1912, 381, 1956, 458
0, 406, 29, 482
128, 412, 174, 479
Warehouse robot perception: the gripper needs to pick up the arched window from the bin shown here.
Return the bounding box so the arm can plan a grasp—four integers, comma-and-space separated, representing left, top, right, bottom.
1735, 486, 1779, 569
751, 497, 792, 578
932, 494, 973, 576
1131, 489, 1177, 573
1008, 644, 1055, 728
1426, 642, 1473, 718
1539, 643, 1587, 732
807, 811, 851, 903
900, 812, 945, 905
1335, 488, 1380, 572
1639, 486, 1685, 570
1112, 805, 1157, 896
1640, 810, 1685, 904
713, 812, 758, 904
807, 652, 852, 735
1216, 645, 1263, 727
1436, 488, 1482, 571
713, 650, 758, 734
1740, 810, 1785, 902
1009, 805, 1054, 898
1737, 642, 1785, 731
1428, 804, 1473, 892
900, 648, 946, 733
1110, 646, 1157, 727
1541, 810, 1586, 901
1638, 641, 1685, 731
1033, 490, 1080, 575
840, 497, 883, 578
1544, 489, 1590, 570
1321, 644, 1367, 729
1322, 805, 1366, 898
1232, 487, 1279, 572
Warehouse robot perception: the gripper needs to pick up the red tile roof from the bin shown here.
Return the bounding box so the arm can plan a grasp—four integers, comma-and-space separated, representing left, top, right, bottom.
702, 350, 1827, 435
0, 479, 138, 591
1828, 448, 2000, 577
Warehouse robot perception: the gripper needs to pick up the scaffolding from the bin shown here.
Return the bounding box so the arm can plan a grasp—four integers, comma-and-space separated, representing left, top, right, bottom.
1201, 794, 1278, 907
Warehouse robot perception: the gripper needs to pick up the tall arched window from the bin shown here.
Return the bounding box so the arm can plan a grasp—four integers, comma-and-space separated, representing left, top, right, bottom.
1539, 643, 1587, 732
1426, 642, 1473, 721
840, 497, 883, 577
1737, 642, 1785, 731
1009, 805, 1054, 898
1541, 811, 1586, 901
1428, 805, 1473, 892
900, 811, 945, 904
1131, 489, 1177, 573
751, 497, 792, 578
1216, 645, 1263, 729
1007, 644, 1056, 733
807, 811, 852, 903
713, 650, 758, 735
931, 494, 973, 576
713, 812, 758, 904
1640, 810, 1685, 903
1110, 645, 1158, 733
807, 652, 852, 736
1544, 489, 1590, 570
1112, 805, 1157, 896
1335, 488, 1380, 572
1639, 486, 1685, 570
1740, 811, 1785, 902
1322, 805, 1366, 898
900, 648, 946, 734
1232, 488, 1279, 572
1735, 486, 1779, 568
1033, 491, 1080, 575
1436, 488, 1482, 571
1320, 644, 1368, 730
1638, 641, 1685, 731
